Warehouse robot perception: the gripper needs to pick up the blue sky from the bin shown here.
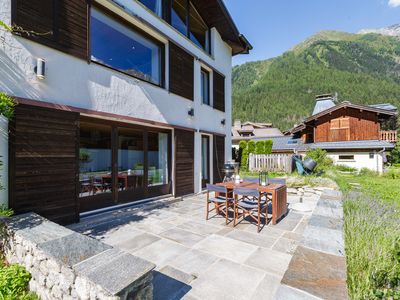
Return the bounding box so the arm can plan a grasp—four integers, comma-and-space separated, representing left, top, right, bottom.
225, 0, 400, 66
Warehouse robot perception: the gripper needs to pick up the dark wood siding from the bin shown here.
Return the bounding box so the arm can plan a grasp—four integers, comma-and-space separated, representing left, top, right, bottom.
174, 129, 194, 197
213, 71, 225, 112
213, 135, 225, 183
169, 42, 194, 101
314, 107, 379, 143
9, 104, 80, 225
12, 0, 88, 59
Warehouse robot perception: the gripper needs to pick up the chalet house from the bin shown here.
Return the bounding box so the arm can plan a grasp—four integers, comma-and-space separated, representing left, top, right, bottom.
278, 95, 397, 172
0, 0, 251, 224
231, 120, 283, 146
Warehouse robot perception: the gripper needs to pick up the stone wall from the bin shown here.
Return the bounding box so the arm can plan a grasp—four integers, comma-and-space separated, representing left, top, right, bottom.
1, 213, 155, 300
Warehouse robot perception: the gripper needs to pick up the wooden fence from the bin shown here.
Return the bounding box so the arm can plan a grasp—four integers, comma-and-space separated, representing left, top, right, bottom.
249, 154, 293, 173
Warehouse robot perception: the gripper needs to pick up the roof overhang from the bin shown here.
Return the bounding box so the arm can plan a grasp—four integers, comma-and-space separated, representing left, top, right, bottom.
192, 0, 252, 55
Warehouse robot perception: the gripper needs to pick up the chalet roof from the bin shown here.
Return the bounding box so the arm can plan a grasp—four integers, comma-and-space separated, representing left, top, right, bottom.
368, 103, 398, 112
271, 138, 395, 152
310, 140, 395, 150
193, 0, 252, 55
289, 101, 397, 134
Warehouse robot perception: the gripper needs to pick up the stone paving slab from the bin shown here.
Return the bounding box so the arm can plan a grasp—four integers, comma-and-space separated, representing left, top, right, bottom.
40, 232, 112, 266
302, 225, 344, 256
193, 234, 258, 264
281, 246, 347, 300
244, 247, 292, 276
160, 228, 205, 247
153, 265, 194, 300
73, 248, 155, 295
169, 249, 219, 278
189, 259, 265, 300
250, 272, 282, 300
274, 285, 322, 300
308, 214, 343, 231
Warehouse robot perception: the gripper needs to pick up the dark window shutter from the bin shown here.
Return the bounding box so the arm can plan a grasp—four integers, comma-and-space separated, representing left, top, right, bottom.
213, 135, 225, 183
12, 0, 88, 60
213, 71, 225, 112
175, 129, 195, 196
169, 42, 194, 101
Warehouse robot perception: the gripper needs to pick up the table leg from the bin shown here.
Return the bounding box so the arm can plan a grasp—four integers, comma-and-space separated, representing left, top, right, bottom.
272, 190, 277, 225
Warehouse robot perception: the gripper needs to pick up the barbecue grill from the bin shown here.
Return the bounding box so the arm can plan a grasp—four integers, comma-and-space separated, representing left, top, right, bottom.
222, 161, 239, 182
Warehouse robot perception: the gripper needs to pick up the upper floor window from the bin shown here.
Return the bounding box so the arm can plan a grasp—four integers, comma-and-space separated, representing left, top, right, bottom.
201, 68, 210, 105
138, 0, 162, 16
169, 0, 210, 52
91, 8, 164, 86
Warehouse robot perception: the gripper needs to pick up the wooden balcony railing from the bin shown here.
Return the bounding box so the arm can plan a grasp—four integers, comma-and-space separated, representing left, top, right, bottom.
380, 130, 398, 143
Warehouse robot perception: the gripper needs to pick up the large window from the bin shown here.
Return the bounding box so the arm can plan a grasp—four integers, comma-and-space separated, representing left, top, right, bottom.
79, 122, 112, 198
201, 68, 210, 105
170, 0, 210, 52
148, 132, 169, 186
138, 0, 162, 16
118, 128, 145, 191
91, 8, 163, 85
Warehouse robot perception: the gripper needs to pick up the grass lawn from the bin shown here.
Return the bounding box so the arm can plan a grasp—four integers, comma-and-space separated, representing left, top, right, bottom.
333, 169, 400, 299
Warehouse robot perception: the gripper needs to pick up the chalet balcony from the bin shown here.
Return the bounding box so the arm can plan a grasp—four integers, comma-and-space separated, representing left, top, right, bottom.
380, 130, 398, 143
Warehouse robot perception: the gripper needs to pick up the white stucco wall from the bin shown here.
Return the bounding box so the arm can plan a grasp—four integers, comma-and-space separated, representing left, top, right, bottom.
328, 152, 384, 173
0, 0, 235, 194
0, 116, 8, 207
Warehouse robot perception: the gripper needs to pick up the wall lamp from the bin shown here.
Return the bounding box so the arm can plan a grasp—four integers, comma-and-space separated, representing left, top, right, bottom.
188, 108, 195, 117
34, 58, 45, 80
221, 119, 226, 125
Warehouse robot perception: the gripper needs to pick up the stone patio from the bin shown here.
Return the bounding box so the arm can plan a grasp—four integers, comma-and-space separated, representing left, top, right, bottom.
69, 189, 327, 300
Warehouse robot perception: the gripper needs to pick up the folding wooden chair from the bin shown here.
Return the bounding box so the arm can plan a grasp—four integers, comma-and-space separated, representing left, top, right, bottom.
206, 184, 234, 225
234, 187, 268, 233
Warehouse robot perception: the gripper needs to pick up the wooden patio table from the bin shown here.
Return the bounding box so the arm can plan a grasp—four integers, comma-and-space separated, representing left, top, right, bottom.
216, 181, 288, 225
102, 173, 143, 190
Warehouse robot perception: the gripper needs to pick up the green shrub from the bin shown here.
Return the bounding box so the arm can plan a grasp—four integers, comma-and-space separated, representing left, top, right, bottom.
247, 140, 255, 154
0, 205, 13, 217
239, 141, 247, 168
388, 141, 400, 164
255, 141, 264, 154
264, 140, 273, 154
305, 148, 333, 173
241, 148, 249, 171
0, 93, 15, 120
358, 167, 378, 177
0, 264, 31, 298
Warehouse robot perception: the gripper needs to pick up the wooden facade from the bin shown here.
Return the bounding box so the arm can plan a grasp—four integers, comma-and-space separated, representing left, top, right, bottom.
9, 104, 80, 225
169, 42, 194, 101
213, 71, 225, 112
314, 107, 379, 143
213, 135, 225, 183
12, 0, 89, 60
174, 129, 195, 197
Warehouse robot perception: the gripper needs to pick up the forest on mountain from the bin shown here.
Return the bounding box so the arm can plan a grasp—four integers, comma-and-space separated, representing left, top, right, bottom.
232, 30, 400, 131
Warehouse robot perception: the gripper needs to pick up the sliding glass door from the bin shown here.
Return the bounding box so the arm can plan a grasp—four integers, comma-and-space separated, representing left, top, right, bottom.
79, 117, 172, 212
201, 135, 210, 188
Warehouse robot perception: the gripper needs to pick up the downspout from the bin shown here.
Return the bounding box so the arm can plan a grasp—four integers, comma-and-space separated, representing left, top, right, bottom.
377, 148, 386, 173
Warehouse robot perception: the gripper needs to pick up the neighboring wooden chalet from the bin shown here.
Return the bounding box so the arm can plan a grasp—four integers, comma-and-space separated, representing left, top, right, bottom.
276, 95, 398, 172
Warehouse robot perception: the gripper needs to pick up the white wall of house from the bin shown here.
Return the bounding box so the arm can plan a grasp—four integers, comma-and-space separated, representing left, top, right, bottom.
0, 0, 234, 194
0, 116, 8, 207
328, 151, 384, 173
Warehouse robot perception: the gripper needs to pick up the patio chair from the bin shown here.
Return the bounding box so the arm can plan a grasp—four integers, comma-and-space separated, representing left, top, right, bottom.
92, 176, 104, 194
234, 188, 267, 233
80, 175, 92, 195
243, 177, 259, 183
206, 184, 234, 225
266, 177, 286, 201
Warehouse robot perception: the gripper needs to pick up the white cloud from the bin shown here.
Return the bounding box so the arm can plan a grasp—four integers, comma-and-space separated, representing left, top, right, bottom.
389, 0, 400, 7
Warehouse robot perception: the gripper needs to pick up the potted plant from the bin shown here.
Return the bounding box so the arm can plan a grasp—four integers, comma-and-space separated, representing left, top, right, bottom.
0, 92, 15, 208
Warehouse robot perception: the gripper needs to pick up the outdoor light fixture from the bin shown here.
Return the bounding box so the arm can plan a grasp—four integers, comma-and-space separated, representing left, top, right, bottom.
221, 119, 226, 125
35, 58, 45, 79
188, 108, 194, 117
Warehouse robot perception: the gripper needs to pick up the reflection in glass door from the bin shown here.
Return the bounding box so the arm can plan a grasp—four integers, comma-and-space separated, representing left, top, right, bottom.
148, 132, 169, 186
201, 135, 210, 188
117, 128, 145, 202
79, 121, 113, 211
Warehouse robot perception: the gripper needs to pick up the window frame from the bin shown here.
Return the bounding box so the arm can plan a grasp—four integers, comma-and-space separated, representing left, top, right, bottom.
90, 5, 166, 88
338, 155, 355, 161
200, 68, 211, 106
167, 0, 211, 54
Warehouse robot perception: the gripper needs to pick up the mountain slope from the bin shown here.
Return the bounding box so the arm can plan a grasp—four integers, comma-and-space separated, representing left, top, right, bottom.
232, 30, 400, 131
